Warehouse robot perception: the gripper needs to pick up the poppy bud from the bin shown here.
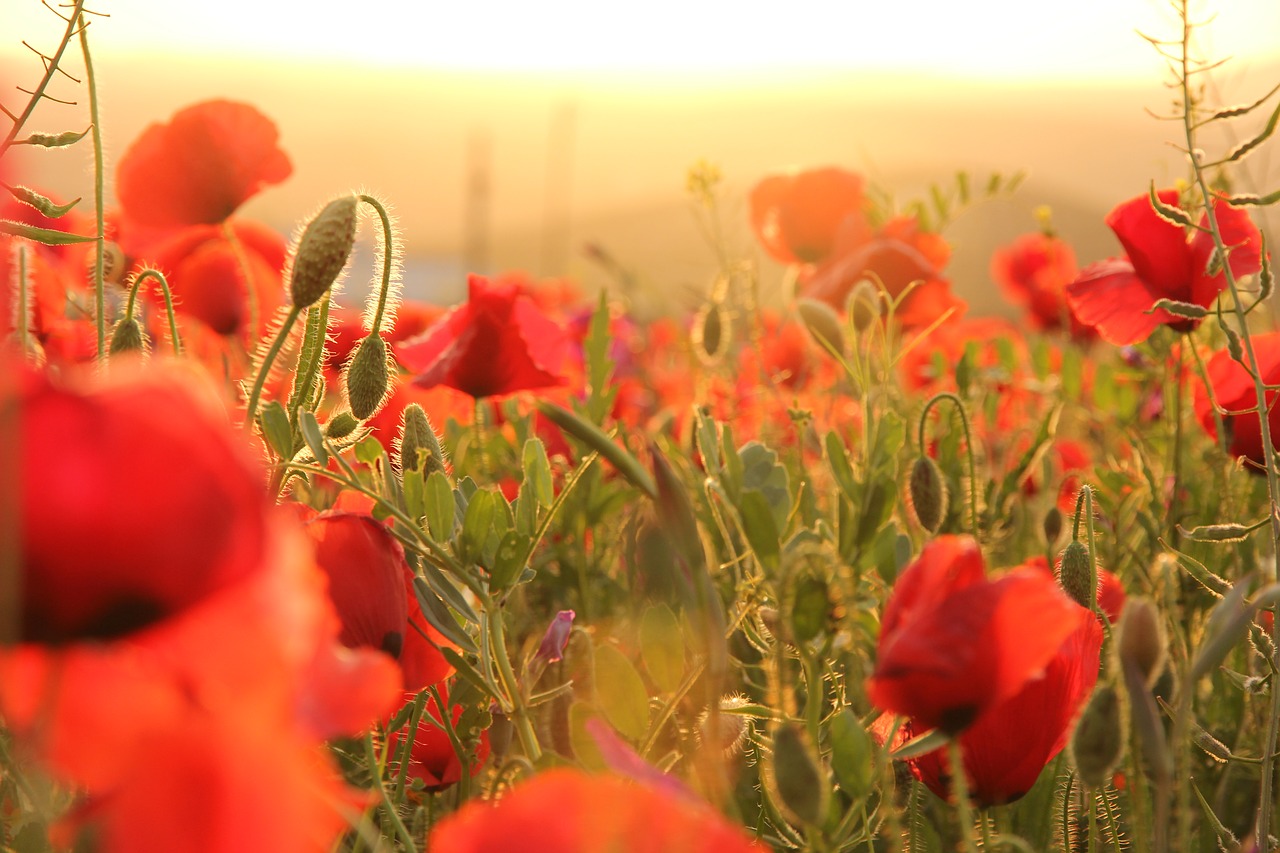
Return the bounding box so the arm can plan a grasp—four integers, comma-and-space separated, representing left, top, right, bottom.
345, 334, 389, 420
796, 297, 845, 356
325, 411, 359, 439
289, 194, 358, 309
1043, 506, 1063, 546
691, 300, 731, 366
398, 403, 445, 475
100, 241, 127, 286
699, 695, 750, 756
907, 455, 948, 534
108, 316, 147, 355
847, 279, 880, 333
1117, 597, 1166, 687
770, 722, 828, 827
1070, 684, 1124, 788
1057, 540, 1094, 610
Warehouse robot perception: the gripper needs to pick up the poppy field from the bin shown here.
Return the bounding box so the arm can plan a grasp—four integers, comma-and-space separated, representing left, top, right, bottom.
4, 2, 1280, 852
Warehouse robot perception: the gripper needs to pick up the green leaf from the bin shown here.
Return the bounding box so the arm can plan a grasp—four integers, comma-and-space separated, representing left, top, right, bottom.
20, 126, 91, 147
829, 709, 875, 799
260, 401, 294, 460
298, 410, 328, 466
460, 488, 499, 565
1148, 182, 1196, 228
789, 573, 830, 644
412, 577, 478, 654
694, 407, 722, 475
354, 435, 384, 466
890, 726, 949, 760
825, 431, 859, 503
489, 530, 531, 591
521, 437, 554, 509
1221, 98, 1280, 164
418, 558, 479, 624
424, 470, 455, 542
441, 647, 493, 695
5, 184, 79, 218
0, 219, 97, 245
639, 604, 685, 693
402, 468, 427, 524
739, 441, 790, 530
536, 401, 656, 498
569, 702, 608, 771
739, 488, 781, 570
593, 642, 651, 741
583, 289, 618, 424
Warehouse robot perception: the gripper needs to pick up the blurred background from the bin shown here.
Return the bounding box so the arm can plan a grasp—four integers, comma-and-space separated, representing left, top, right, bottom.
3, 0, 1279, 316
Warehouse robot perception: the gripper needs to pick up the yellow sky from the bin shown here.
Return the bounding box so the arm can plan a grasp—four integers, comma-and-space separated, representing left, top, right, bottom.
6, 0, 1280, 81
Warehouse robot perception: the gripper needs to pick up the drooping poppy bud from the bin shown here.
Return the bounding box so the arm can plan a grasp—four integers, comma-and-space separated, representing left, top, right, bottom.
907, 455, 948, 534
345, 333, 389, 420
289, 194, 358, 309
1070, 683, 1125, 788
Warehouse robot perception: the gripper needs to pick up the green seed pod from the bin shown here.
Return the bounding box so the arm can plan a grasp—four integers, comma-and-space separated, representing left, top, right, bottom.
691, 300, 731, 366
1117, 597, 1167, 687
1070, 684, 1125, 788
345, 334, 390, 420
398, 402, 445, 475
325, 411, 360, 439
108, 316, 147, 355
1058, 540, 1094, 610
1042, 506, 1064, 546
770, 722, 828, 827
907, 455, 948, 534
289, 194, 358, 309
796, 297, 845, 356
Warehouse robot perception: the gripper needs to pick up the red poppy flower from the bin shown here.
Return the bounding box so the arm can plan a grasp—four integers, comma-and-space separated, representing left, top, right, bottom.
866, 536, 1089, 734
429, 768, 762, 853
875, 605, 1103, 807
749, 166, 868, 265
1194, 331, 1280, 469
115, 100, 291, 239
387, 685, 490, 791
1065, 190, 1263, 345
992, 231, 1095, 341
799, 214, 965, 330
396, 273, 572, 399
305, 512, 409, 659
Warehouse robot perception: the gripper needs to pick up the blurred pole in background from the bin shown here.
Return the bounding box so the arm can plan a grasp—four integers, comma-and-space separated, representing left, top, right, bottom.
464, 127, 491, 275
540, 100, 576, 277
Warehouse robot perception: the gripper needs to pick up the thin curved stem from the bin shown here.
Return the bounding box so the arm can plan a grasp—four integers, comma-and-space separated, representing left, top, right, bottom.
125, 269, 182, 356
77, 8, 106, 361
918, 392, 979, 539
358, 194, 397, 334
242, 305, 301, 430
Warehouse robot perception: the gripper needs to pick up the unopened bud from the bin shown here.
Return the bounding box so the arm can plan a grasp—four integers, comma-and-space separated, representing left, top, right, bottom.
535, 610, 575, 664
108, 316, 147, 355
699, 695, 750, 756
907, 455, 948, 534
1070, 684, 1125, 788
847, 279, 880, 333
398, 403, 445, 475
1058, 540, 1094, 610
345, 334, 389, 420
325, 411, 359, 439
100, 241, 126, 286
1118, 597, 1167, 687
796, 297, 845, 356
289, 194, 358, 309
691, 300, 731, 366
770, 722, 828, 826
1042, 506, 1063, 546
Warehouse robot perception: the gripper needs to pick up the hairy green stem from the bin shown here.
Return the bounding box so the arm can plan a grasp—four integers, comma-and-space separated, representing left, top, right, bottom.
918, 392, 980, 539
947, 739, 980, 853
364, 731, 417, 852
358, 194, 396, 334
124, 269, 182, 356
486, 599, 542, 762
77, 8, 106, 360
243, 305, 301, 430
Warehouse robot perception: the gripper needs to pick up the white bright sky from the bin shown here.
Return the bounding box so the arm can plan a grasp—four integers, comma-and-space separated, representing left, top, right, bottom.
6, 0, 1280, 81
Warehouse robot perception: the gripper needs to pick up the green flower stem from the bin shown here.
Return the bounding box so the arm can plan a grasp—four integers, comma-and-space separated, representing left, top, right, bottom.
1174, 3, 1280, 842
358, 194, 396, 334
0, 0, 85, 154
77, 7, 106, 361
486, 597, 542, 763
15, 244, 29, 358
363, 730, 417, 852
947, 739, 980, 853
221, 221, 260, 341
392, 690, 427, 803
124, 269, 182, 356
242, 305, 301, 431
426, 683, 472, 803
1188, 337, 1229, 455
918, 392, 980, 539
1168, 337, 1186, 542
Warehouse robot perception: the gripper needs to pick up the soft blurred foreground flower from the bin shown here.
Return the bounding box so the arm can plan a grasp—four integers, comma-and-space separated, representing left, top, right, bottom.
1194, 331, 1280, 469
1065, 189, 1262, 345
428, 768, 762, 852
748, 166, 867, 265
2, 359, 400, 851
397, 273, 572, 399
866, 536, 1089, 734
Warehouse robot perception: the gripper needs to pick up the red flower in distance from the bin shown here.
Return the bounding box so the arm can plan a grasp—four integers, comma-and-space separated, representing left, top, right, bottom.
992, 231, 1095, 341
429, 768, 762, 853
396, 273, 571, 399
1194, 331, 1280, 469
115, 99, 291, 237
1066, 189, 1263, 345
875, 605, 1103, 807
866, 536, 1089, 734
749, 166, 868, 265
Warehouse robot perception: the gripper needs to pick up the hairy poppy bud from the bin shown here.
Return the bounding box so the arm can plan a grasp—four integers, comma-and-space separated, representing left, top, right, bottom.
398, 403, 445, 475
108, 316, 147, 355
289, 194, 358, 309
1117, 597, 1166, 687
796, 297, 845, 356
1043, 506, 1063, 546
699, 695, 750, 756
691, 300, 731, 366
1058, 540, 1094, 610
325, 411, 359, 439
848, 279, 880, 333
345, 334, 389, 420
1070, 684, 1124, 788
907, 455, 948, 534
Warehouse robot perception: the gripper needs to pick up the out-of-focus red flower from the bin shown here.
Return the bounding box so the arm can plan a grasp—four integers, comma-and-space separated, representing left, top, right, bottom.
305, 512, 409, 658
875, 604, 1103, 807
800, 214, 965, 330
1194, 331, 1280, 469
115, 100, 291, 239
749, 166, 868, 265
866, 536, 1089, 734
396, 273, 572, 399
1066, 190, 1263, 345
387, 685, 489, 791
429, 768, 762, 853
992, 231, 1095, 341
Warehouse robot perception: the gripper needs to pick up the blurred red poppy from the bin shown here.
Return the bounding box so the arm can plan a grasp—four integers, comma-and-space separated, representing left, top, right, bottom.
429, 768, 762, 852
749, 166, 868, 265
875, 604, 1103, 807
396, 273, 571, 399
1066, 189, 1262, 345
866, 536, 1088, 734
115, 99, 291, 238
1194, 331, 1280, 469
992, 231, 1096, 341
387, 685, 489, 791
